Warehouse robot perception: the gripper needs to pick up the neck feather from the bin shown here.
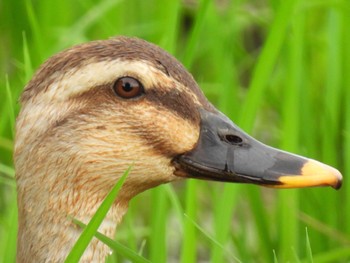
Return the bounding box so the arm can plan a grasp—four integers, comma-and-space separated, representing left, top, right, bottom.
16, 169, 129, 262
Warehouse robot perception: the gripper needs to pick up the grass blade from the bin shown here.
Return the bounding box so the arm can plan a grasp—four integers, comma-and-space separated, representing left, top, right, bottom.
180, 180, 197, 263
273, 250, 278, 263
301, 247, 350, 263
305, 228, 313, 263
342, 0, 350, 236
181, 0, 210, 68
22, 31, 33, 83
277, 8, 304, 261
73, 219, 150, 263
299, 212, 350, 245
0, 163, 16, 187
239, 0, 298, 131
149, 186, 167, 263
65, 167, 131, 262
2, 198, 18, 263
5, 75, 15, 138
184, 214, 242, 263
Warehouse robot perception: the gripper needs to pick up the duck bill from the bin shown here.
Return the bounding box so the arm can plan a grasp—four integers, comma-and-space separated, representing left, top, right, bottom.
173, 109, 342, 190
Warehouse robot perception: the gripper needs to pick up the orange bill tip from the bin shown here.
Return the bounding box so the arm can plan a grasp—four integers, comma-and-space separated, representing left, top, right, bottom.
277, 159, 343, 189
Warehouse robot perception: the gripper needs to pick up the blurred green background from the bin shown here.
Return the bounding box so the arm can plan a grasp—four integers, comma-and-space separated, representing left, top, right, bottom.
1, 0, 349, 262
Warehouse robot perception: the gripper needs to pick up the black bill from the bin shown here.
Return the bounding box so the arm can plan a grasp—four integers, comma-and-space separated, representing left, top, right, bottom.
173, 109, 342, 189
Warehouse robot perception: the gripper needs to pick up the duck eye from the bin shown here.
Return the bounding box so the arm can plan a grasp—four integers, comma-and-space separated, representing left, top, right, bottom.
113, 77, 144, 99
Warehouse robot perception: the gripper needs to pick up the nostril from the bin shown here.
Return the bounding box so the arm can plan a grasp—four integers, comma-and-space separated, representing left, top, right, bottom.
224, 134, 243, 145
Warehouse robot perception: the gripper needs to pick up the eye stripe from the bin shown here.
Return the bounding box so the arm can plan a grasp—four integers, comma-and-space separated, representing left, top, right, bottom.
145, 88, 200, 125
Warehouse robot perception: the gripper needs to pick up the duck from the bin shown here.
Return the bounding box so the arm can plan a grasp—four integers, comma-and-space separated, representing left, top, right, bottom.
14, 36, 343, 262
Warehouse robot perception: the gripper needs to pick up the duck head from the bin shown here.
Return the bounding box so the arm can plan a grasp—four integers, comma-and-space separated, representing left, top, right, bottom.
15, 36, 342, 261
15, 37, 342, 217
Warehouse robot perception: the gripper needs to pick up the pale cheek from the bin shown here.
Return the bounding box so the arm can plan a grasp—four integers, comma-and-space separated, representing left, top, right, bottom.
129, 103, 200, 154
166, 118, 199, 153
150, 111, 199, 154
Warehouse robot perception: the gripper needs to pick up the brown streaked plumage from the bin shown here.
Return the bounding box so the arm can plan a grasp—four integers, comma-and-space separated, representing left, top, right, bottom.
15, 36, 342, 262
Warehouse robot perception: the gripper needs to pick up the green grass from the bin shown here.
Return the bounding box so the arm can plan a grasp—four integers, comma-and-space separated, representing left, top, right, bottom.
65, 167, 130, 262
1, 0, 350, 262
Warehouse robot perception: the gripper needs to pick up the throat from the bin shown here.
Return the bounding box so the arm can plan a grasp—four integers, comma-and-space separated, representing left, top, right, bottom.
17, 195, 129, 262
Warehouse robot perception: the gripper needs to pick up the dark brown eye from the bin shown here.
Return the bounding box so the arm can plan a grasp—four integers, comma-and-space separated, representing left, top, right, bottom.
113, 77, 144, 99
